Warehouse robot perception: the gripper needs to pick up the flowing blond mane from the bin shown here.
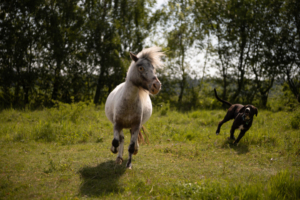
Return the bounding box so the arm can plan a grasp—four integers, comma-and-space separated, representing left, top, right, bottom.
127, 46, 164, 81
136, 46, 164, 69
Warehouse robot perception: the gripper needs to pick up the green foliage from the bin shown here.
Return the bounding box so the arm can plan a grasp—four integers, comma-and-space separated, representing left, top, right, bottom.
159, 103, 169, 116
291, 116, 300, 129
0, 0, 156, 109
1, 0, 299, 112
34, 121, 57, 142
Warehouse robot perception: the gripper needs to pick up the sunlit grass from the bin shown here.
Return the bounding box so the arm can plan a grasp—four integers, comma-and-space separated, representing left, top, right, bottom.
0, 103, 299, 199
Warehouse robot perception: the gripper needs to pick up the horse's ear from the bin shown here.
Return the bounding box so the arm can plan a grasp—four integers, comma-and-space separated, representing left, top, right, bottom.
130, 52, 138, 62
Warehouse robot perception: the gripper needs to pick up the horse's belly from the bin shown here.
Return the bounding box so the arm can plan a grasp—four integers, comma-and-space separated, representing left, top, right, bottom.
105, 82, 153, 128
115, 114, 141, 128
113, 100, 152, 128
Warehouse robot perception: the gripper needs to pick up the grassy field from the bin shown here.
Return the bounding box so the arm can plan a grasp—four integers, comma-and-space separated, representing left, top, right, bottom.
0, 102, 300, 199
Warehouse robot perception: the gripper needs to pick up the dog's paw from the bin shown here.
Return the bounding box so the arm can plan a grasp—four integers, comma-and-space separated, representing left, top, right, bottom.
216, 131, 220, 135
233, 140, 239, 145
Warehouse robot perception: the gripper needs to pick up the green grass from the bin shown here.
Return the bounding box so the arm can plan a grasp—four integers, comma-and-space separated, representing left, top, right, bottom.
0, 102, 300, 199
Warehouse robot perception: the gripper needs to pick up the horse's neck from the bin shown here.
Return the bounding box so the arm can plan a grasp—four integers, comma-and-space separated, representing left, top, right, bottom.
123, 81, 141, 101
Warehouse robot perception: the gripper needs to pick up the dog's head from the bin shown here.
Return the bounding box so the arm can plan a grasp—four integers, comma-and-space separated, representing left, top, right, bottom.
239, 105, 258, 120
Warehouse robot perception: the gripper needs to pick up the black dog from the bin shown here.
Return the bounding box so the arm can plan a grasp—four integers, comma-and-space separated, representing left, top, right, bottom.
214, 89, 258, 144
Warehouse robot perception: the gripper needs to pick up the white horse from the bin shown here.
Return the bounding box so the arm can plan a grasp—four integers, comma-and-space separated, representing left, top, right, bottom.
105, 46, 164, 169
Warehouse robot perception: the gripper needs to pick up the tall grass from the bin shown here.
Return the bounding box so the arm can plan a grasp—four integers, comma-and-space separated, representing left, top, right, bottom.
0, 102, 108, 144
0, 102, 299, 199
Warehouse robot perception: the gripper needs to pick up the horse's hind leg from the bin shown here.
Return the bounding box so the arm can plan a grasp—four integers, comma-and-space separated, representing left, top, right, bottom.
111, 124, 121, 154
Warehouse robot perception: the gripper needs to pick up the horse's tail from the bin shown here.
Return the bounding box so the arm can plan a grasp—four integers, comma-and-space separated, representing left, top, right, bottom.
138, 126, 149, 144
214, 88, 232, 107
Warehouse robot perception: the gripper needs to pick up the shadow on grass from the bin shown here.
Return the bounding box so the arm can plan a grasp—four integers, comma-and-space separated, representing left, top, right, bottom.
78, 159, 127, 197
221, 139, 250, 155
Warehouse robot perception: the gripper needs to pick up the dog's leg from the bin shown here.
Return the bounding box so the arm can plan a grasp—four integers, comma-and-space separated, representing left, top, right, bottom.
233, 130, 246, 144
229, 126, 236, 140
216, 116, 231, 135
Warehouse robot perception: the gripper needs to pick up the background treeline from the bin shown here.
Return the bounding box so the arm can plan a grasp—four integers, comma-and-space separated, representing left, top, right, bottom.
1, 0, 300, 110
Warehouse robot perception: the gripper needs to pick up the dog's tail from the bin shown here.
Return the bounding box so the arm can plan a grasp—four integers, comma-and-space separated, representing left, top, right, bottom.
214, 88, 232, 107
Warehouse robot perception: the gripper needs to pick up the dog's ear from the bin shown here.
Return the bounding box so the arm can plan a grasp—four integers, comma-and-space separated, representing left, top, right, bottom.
251, 106, 258, 116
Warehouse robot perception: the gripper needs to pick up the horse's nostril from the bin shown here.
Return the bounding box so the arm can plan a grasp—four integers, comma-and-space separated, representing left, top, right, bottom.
153, 84, 157, 89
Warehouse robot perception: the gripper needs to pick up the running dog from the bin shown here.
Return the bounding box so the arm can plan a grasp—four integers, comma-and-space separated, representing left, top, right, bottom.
214, 89, 258, 144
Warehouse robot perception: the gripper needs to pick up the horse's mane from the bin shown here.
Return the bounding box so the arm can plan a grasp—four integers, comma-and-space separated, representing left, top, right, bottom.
135, 46, 164, 69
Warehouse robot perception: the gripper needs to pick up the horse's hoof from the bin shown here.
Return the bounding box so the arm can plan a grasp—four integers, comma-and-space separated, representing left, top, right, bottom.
133, 149, 138, 155
111, 146, 119, 154
127, 164, 132, 169
116, 157, 123, 165
126, 162, 132, 169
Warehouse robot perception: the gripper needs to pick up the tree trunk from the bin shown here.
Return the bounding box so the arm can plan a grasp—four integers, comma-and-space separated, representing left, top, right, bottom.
260, 92, 268, 108
178, 73, 186, 103
94, 69, 105, 105
230, 25, 247, 103
222, 73, 228, 108
13, 84, 20, 108
286, 66, 299, 101
23, 84, 29, 106
52, 62, 61, 101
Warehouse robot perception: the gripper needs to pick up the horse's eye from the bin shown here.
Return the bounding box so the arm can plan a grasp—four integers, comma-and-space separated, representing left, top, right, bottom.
138, 67, 144, 72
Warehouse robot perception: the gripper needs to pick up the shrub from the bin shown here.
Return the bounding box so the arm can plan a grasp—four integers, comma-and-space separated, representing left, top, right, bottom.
34, 121, 56, 142
291, 110, 300, 129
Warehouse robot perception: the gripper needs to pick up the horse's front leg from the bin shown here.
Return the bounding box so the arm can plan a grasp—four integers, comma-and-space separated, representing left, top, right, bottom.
111, 124, 121, 154
127, 125, 140, 169
116, 130, 125, 164
130, 129, 139, 155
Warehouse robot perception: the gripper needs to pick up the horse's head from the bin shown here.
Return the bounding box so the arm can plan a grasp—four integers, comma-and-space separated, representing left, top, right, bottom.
128, 50, 162, 95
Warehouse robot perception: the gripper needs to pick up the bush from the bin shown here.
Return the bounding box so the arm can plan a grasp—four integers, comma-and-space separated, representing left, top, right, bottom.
291, 110, 300, 129
34, 121, 56, 142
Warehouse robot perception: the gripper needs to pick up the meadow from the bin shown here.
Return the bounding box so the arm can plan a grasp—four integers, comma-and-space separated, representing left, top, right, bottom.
0, 101, 300, 199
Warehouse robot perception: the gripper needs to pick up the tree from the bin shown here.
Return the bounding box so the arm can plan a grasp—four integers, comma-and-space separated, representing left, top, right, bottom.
0, 0, 42, 108
194, 0, 232, 102
37, 0, 84, 102
161, 0, 204, 104
280, 0, 300, 101
85, 0, 156, 104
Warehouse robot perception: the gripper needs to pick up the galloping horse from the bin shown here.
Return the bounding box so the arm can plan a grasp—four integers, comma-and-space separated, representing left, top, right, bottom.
105, 46, 164, 169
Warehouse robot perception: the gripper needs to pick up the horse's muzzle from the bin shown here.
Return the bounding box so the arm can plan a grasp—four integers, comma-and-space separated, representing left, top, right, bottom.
150, 78, 161, 95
